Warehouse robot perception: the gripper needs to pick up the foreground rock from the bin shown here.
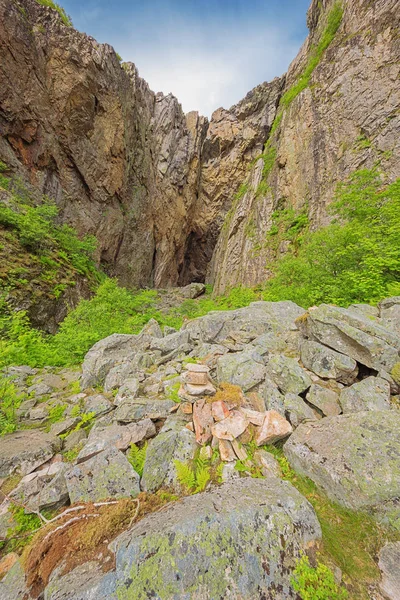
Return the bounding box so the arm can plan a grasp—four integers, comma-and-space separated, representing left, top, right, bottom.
0, 431, 61, 478
284, 411, 400, 527
112, 478, 321, 599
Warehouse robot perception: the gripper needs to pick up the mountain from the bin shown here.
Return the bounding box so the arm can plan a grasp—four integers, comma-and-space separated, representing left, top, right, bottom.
1, 0, 398, 305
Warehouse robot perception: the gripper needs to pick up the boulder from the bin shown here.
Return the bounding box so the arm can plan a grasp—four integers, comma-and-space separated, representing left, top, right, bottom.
379, 542, 400, 600
0, 559, 28, 600
114, 398, 175, 423
141, 418, 198, 493
262, 376, 286, 415
181, 282, 206, 299
255, 410, 292, 445
65, 445, 140, 503
284, 393, 319, 428
300, 340, 358, 383
267, 354, 311, 395
150, 330, 191, 354
301, 304, 400, 372
112, 478, 321, 599
87, 419, 156, 451
0, 430, 61, 478
379, 296, 400, 336
284, 411, 400, 525
216, 349, 266, 392
83, 394, 114, 417
253, 449, 281, 477
306, 384, 341, 417
80, 333, 151, 389
192, 399, 213, 444
44, 561, 117, 600
211, 411, 249, 441
50, 418, 80, 437
114, 378, 140, 404
339, 376, 391, 413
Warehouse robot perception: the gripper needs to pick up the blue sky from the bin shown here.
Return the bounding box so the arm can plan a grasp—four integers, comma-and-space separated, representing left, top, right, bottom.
62, 0, 311, 116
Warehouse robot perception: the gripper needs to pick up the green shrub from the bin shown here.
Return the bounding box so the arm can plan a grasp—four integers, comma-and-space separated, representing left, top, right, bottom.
35, 0, 72, 26
0, 161, 8, 173
291, 554, 348, 599
0, 376, 25, 435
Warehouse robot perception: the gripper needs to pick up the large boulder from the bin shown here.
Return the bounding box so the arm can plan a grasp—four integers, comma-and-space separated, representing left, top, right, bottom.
112, 478, 321, 599
44, 561, 117, 600
114, 398, 175, 423
216, 349, 266, 392
141, 418, 198, 493
301, 304, 400, 372
379, 297, 400, 336
0, 430, 61, 478
183, 301, 303, 347
65, 445, 140, 503
300, 340, 358, 384
80, 332, 153, 389
266, 354, 311, 395
339, 376, 391, 413
284, 411, 400, 527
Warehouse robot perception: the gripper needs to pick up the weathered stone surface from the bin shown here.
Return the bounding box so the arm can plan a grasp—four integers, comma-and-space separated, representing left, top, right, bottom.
114, 398, 175, 423
211, 411, 249, 441
83, 395, 114, 417
300, 340, 358, 384
181, 283, 206, 299
88, 419, 156, 451
37, 466, 70, 511
267, 354, 312, 395
211, 400, 230, 422
114, 378, 140, 404
63, 429, 87, 452
65, 445, 140, 503
192, 399, 213, 444
0, 430, 61, 477
379, 542, 400, 600
44, 561, 117, 600
254, 449, 281, 477
216, 349, 266, 391
339, 376, 391, 414
380, 297, 400, 336
262, 376, 286, 415
255, 410, 292, 445
306, 384, 341, 417
150, 330, 191, 354
141, 418, 198, 493
0, 559, 28, 600
284, 393, 319, 428
112, 478, 321, 599
218, 439, 236, 462
302, 305, 400, 372
50, 418, 80, 437
284, 411, 400, 525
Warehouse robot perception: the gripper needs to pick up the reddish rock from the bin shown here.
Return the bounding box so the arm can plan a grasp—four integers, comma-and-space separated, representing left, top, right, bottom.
180, 402, 193, 414
239, 407, 265, 426
255, 411, 292, 446
219, 439, 236, 462
211, 411, 248, 441
193, 399, 214, 444
182, 371, 209, 385
211, 400, 230, 422
231, 439, 248, 461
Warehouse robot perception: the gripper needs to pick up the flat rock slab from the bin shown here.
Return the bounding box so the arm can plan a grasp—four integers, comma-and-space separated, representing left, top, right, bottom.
0, 430, 61, 478
114, 398, 175, 423
65, 445, 140, 503
216, 349, 266, 392
339, 376, 391, 413
284, 411, 400, 526
267, 355, 311, 395
112, 478, 321, 600
302, 304, 400, 372
300, 340, 358, 384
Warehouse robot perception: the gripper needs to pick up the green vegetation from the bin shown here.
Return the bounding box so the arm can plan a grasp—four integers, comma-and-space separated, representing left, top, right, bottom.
174, 447, 212, 494
291, 554, 348, 600
0, 376, 25, 435
1, 505, 42, 554
128, 442, 148, 477
281, 2, 343, 108
263, 170, 400, 307
116, 52, 123, 62
35, 0, 72, 27
264, 445, 399, 598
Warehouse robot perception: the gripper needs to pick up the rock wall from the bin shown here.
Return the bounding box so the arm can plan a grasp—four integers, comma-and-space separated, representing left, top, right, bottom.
0, 0, 399, 299
209, 0, 400, 293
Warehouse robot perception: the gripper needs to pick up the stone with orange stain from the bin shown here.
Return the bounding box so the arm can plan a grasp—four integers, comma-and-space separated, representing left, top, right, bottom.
211, 411, 248, 441
0, 553, 18, 579
239, 407, 265, 426
219, 439, 236, 462
211, 400, 230, 422
193, 399, 213, 444
255, 411, 292, 446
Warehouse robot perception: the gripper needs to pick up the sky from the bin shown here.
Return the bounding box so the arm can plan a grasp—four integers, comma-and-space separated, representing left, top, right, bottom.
62, 0, 311, 117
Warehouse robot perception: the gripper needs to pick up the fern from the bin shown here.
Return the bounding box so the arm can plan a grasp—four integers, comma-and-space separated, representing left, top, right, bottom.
195, 466, 211, 493
174, 459, 196, 492
216, 462, 225, 484
128, 442, 148, 477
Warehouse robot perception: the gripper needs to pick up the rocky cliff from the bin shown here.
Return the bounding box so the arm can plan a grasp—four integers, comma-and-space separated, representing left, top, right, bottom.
0, 0, 399, 300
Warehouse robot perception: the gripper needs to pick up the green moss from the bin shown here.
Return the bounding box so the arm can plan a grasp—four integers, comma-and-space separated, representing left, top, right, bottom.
391, 362, 400, 385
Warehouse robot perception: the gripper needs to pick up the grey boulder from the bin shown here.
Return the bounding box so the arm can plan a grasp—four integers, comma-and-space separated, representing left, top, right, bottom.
114, 398, 175, 423
216, 349, 266, 392
306, 384, 341, 417
300, 339, 358, 384
339, 376, 391, 413
112, 478, 321, 600
267, 354, 311, 395
379, 542, 400, 600
0, 430, 61, 477
284, 411, 400, 526
284, 393, 319, 428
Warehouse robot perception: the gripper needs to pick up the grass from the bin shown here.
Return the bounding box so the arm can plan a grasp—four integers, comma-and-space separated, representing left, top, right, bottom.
35, 0, 72, 26
264, 445, 400, 599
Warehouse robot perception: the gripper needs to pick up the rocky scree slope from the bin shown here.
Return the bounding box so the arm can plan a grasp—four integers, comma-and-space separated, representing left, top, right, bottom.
1, 0, 398, 304
0, 297, 400, 598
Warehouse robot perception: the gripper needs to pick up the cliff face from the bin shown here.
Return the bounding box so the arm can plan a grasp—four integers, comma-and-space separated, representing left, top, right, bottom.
209, 0, 400, 293
0, 0, 399, 305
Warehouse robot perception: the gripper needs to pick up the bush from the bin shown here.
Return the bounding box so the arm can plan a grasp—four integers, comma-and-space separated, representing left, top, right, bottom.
0, 376, 26, 435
